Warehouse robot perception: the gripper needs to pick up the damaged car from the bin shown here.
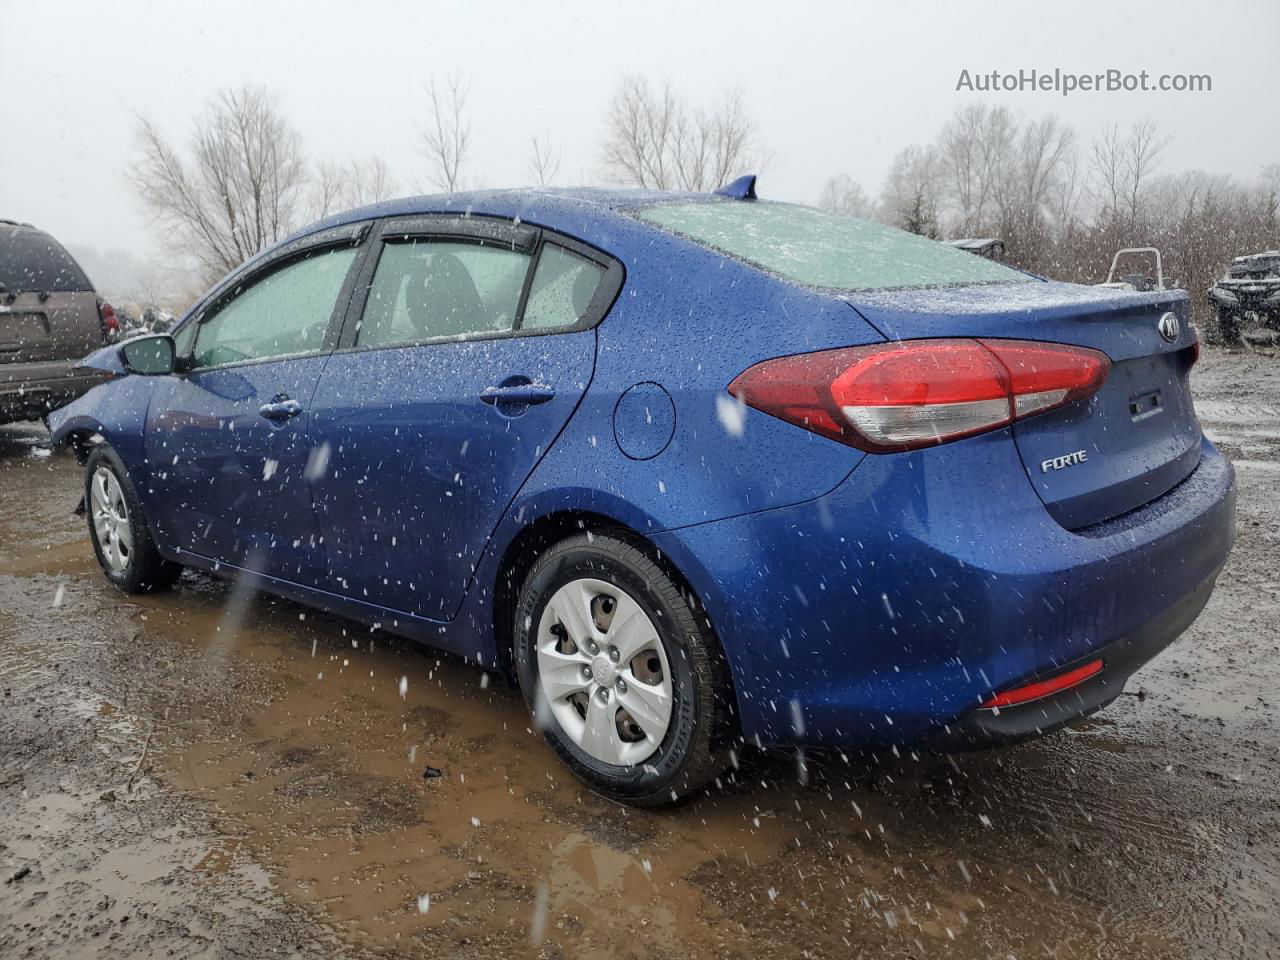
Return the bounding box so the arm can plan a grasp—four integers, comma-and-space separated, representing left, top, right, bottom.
1208, 249, 1280, 342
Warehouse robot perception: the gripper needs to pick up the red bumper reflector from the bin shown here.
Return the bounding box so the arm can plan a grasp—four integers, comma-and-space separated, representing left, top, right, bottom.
981, 658, 1104, 709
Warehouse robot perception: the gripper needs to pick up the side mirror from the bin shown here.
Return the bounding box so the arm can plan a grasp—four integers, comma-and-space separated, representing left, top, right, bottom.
119, 334, 176, 376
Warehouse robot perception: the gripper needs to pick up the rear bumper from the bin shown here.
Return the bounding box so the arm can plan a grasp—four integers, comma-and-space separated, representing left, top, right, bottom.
0, 362, 104, 422
651, 431, 1236, 750
928, 567, 1219, 750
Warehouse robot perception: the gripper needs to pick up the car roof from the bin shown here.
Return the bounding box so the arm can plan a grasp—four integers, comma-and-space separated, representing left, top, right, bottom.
285, 187, 720, 246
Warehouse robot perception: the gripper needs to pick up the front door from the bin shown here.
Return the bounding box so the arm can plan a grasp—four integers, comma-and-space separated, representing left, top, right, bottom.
147, 239, 364, 585
309, 219, 616, 620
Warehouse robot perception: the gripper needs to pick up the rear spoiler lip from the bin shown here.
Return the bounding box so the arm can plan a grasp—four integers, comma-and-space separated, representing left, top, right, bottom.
839, 283, 1193, 363
839, 280, 1189, 318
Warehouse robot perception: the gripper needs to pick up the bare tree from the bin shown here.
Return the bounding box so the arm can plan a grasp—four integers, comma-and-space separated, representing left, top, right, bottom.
1009, 116, 1075, 217
817, 174, 878, 219
1089, 119, 1169, 225
1047, 144, 1084, 233
310, 156, 396, 218
130, 84, 308, 283
1259, 163, 1280, 235
419, 74, 472, 192
880, 145, 943, 237
600, 76, 758, 191
1089, 123, 1125, 222
940, 104, 1016, 234
528, 133, 562, 187
1121, 119, 1169, 222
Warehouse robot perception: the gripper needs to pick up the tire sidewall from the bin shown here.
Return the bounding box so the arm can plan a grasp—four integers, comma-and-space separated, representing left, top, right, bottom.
514, 539, 703, 801
84, 446, 147, 592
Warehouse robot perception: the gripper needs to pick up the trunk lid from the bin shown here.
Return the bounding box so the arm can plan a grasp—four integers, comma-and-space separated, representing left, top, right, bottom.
844, 281, 1202, 529
0, 291, 103, 364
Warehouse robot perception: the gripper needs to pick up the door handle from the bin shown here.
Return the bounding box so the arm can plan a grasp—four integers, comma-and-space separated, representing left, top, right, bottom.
480, 381, 555, 407
259, 397, 303, 421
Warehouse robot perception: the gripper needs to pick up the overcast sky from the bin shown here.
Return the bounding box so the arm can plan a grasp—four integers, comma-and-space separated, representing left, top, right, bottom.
2, 0, 1277, 281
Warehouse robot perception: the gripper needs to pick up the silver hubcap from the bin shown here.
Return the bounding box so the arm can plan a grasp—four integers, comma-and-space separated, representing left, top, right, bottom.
90, 466, 132, 573
536, 578, 673, 766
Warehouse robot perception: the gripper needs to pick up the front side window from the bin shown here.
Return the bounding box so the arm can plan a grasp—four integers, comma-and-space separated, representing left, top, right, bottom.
638, 200, 1032, 292
192, 246, 357, 369
522, 244, 607, 330
357, 240, 531, 348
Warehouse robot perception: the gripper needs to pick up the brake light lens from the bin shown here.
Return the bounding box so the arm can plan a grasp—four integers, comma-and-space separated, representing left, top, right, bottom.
728, 338, 1110, 452
97, 298, 120, 339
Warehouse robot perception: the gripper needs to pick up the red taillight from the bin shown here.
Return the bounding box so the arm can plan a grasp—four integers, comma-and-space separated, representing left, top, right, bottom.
728, 338, 1111, 452
97, 298, 119, 338
980, 658, 1104, 709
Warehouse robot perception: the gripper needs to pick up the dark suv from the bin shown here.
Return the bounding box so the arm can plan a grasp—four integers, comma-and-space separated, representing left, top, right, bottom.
1, 219, 118, 424
1208, 250, 1280, 342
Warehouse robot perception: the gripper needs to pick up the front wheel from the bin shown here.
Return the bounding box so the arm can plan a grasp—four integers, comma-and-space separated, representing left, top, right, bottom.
514, 533, 732, 806
84, 446, 182, 594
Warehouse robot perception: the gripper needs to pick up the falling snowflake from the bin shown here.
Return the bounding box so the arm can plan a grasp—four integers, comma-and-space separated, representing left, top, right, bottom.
715, 392, 746, 436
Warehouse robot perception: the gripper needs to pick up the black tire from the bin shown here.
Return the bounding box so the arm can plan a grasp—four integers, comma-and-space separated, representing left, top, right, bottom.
84, 445, 182, 594
1217, 308, 1241, 344
514, 532, 732, 807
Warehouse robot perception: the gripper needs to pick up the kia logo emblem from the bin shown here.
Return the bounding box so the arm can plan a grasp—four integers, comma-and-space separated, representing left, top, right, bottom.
1158, 312, 1180, 343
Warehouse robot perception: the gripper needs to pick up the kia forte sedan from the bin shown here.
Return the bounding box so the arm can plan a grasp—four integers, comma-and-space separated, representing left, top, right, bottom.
49, 179, 1236, 805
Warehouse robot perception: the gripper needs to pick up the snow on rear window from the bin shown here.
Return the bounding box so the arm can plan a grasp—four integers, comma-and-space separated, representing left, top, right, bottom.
638, 200, 1033, 292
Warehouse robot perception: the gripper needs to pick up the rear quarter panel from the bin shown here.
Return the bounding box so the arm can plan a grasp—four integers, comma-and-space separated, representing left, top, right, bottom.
505, 214, 885, 534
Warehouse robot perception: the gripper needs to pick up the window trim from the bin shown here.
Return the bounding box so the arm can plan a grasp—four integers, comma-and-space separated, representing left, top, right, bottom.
173, 222, 371, 374
334, 214, 624, 355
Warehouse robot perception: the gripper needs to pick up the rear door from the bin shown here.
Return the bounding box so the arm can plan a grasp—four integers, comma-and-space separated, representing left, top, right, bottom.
308, 216, 618, 620
146, 225, 368, 584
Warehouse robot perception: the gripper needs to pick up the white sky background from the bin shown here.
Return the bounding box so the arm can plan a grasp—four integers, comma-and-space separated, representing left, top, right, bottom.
2, 0, 1277, 283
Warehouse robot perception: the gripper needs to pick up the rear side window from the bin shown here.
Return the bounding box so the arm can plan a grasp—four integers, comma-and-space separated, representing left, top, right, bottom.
357, 240, 531, 347
638, 200, 1031, 292
522, 244, 607, 330
0, 227, 92, 292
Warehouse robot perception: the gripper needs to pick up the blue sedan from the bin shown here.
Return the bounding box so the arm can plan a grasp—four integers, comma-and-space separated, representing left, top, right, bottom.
49, 178, 1236, 805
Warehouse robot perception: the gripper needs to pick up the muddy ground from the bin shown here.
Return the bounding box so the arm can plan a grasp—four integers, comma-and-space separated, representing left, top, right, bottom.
1, 345, 1278, 960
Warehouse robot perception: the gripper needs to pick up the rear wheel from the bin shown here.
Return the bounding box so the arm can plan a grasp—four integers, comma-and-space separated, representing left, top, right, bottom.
514, 533, 731, 806
85, 446, 181, 594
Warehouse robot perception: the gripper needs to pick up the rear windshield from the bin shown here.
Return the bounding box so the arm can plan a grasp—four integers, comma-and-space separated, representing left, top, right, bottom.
0, 226, 92, 292
638, 200, 1031, 292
